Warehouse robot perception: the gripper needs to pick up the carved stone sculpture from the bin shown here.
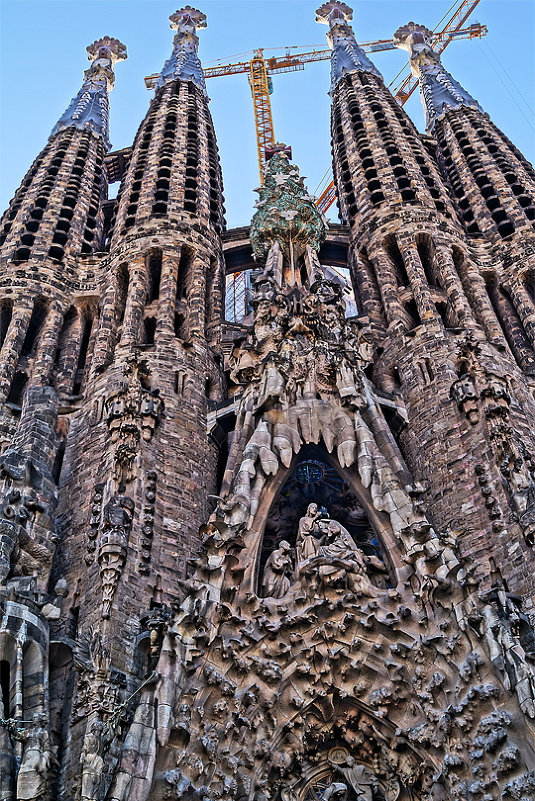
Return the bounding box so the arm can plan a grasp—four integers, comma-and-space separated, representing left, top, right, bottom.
296, 503, 322, 565
450, 374, 479, 424
260, 540, 293, 598
80, 720, 107, 801
315, 520, 384, 597
106, 355, 164, 484
98, 492, 134, 618
16, 712, 54, 801
328, 756, 378, 801
476, 586, 535, 718
322, 783, 348, 801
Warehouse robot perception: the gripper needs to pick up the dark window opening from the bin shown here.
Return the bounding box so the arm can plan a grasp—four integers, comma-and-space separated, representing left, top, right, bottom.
0, 660, 10, 717
147, 250, 162, 303
176, 247, 192, 301
416, 234, 438, 288
116, 264, 130, 327
174, 312, 185, 339
7, 371, 28, 407
52, 440, 66, 484
0, 302, 13, 350
21, 301, 47, 358
487, 280, 532, 371
405, 299, 421, 329
205, 256, 217, 338
384, 236, 409, 287
143, 317, 156, 345
77, 316, 93, 373
174, 370, 186, 395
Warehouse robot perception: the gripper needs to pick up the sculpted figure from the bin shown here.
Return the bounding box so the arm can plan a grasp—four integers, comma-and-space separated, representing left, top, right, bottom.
450, 373, 479, 424
328, 755, 377, 801
482, 374, 510, 416
80, 720, 107, 801
102, 494, 134, 535
16, 712, 54, 801
322, 783, 348, 801
296, 503, 322, 564
140, 389, 164, 441
261, 540, 293, 598
318, 521, 383, 597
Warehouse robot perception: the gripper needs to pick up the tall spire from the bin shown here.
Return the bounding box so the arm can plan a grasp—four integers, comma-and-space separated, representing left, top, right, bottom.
316, 1, 382, 93
394, 22, 483, 132
156, 6, 208, 96
51, 37, 126, 151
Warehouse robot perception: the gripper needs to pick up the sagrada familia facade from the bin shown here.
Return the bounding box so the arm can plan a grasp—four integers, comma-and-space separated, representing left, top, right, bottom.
1, 1, 535, 798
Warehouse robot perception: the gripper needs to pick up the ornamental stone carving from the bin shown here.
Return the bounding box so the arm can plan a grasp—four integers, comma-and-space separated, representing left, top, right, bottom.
105, 354, 164, 485
98, 490, 134, 618
16, 712, 55, 801
250, 148, 325, 269
393, 21, 482, 132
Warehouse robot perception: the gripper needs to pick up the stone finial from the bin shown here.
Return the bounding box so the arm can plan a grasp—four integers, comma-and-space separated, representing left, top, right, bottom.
316, 1, 381, 93
250, 148, 325, 268
393, 22, 434, 57
315, 1, 353, 25
86, 36, 128, 72
50, 36, 127, 149
393, 21, 483, 132
156, 6, 208, 95
169, 6, 207, 31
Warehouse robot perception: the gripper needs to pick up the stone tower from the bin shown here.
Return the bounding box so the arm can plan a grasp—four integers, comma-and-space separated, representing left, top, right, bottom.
1, 3, 535, 801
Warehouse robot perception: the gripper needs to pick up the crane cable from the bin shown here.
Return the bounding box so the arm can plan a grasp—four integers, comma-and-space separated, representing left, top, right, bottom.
314, 165, 334, 197
480, 42, 535, 133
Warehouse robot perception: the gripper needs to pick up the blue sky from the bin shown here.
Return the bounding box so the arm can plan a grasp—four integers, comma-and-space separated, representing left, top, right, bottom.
1, 0, 534, 228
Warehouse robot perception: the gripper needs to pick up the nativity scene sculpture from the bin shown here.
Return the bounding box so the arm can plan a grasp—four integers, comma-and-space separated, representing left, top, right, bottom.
260, 503, 387, 599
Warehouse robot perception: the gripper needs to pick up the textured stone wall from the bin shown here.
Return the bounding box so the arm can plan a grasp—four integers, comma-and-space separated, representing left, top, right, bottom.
2, 3, 535, 799
328, 52, 535, 604
0, 129, 107, 262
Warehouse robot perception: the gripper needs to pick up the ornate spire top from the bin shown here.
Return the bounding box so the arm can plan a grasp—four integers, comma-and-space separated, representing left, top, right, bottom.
316, 1, 382, 93
50, 37, 127, 151
156, 6, 208, 96
394, 22, 483, 132
250, 146, 325, 270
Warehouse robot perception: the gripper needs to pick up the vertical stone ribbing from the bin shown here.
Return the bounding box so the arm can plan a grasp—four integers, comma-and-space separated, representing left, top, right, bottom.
395, 21, 535, 243
319, 1, 535, 595
52, 13, 227, 728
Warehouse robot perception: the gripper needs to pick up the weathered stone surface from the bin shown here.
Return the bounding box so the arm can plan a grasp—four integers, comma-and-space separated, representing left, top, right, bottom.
0, 2, 535, 799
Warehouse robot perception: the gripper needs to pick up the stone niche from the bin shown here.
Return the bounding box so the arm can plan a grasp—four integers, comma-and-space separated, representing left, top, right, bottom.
257, 445, 390, 597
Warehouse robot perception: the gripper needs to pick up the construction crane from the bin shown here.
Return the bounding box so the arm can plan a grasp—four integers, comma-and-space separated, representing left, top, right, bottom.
144, 1, 486, 208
